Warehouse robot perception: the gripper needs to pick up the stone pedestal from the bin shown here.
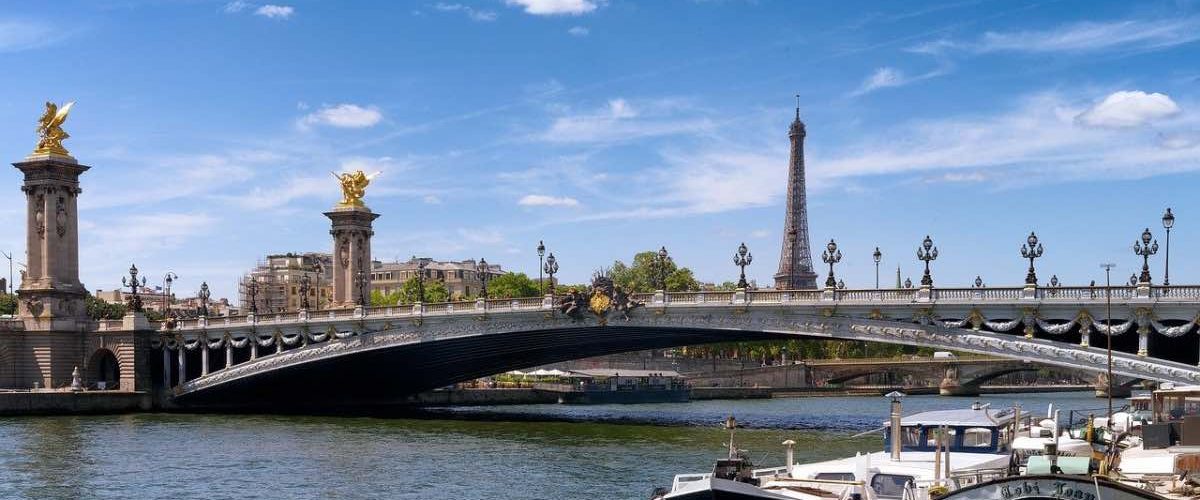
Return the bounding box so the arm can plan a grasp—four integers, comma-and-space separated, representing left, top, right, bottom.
14, 153, 90, 332
916, 285, 933, 302
324, 206, 379, 308
121, 312, 151, 331
1021, 285, 1038, 300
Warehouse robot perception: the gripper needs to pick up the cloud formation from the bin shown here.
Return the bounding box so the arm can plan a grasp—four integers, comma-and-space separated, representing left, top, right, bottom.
255, 4, 295, 19
538, 98, 713, 143
518, 194, 580, 207
567, 26, 590, 36
300, 104, 383, 129
0, 20, 69, 52
435, 3, 498, 22
915, 17, 1200, 55
505, 0, 601, 16
1075, 91, 1180, 128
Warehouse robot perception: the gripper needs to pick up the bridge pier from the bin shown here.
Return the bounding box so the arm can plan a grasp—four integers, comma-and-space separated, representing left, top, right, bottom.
1094, 373, 1133, 398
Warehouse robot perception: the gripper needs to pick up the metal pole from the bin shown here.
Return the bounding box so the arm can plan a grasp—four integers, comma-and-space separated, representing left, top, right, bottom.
1165, 226, 1171, 287
1102, 263, 1115, 428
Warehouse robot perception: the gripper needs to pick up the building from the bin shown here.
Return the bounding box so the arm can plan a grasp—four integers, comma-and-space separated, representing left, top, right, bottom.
774, 105, 819, 290
370, 257, 505, 300
238, 252, 333, 313
92, 288, 236, 317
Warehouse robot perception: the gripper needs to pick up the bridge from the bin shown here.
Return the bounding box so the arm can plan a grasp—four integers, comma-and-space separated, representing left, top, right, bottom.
159, 285, 1200, 410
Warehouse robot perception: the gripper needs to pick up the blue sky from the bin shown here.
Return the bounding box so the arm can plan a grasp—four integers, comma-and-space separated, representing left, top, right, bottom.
1, 0, 1198, 299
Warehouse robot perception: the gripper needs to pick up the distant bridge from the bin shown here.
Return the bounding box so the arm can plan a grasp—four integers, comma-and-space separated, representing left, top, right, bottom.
157, 285, 1200, 409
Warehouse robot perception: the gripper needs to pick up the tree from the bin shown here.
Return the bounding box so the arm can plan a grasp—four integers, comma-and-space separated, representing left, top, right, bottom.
85, 294, 125, 320
610, 251, 702, 293
486, 272, 540, 299
373, 279, 451, 306
0, 294, 16, 315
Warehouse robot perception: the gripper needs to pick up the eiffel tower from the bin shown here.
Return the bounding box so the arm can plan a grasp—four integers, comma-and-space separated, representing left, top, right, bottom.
774, 102, 818, 290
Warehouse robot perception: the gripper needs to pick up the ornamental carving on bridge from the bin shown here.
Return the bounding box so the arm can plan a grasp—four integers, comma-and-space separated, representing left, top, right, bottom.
558, 270, 643, 325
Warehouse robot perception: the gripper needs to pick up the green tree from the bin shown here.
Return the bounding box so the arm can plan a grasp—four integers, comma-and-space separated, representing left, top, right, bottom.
85, 294, 126, 320
486, 272, 540, 299
610, 251, 702, 293
0, 294, 16, 315
374, 279, 452, 305
713, 281, 739, 291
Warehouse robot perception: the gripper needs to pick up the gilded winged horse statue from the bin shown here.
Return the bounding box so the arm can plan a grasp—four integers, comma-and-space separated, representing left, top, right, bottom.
35, 101, 74, 156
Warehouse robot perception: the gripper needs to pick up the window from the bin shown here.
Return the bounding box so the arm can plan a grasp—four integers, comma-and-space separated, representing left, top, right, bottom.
871, 474, 914, 499
926, 428, 957, 448
961, 427, 995, 448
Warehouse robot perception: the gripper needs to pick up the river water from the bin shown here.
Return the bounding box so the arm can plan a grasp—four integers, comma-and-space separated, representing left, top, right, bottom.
0, 392, 1109, 500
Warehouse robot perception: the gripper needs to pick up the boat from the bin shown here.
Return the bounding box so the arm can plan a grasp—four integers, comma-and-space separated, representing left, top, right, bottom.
651, 397, 1073, 500
1110, 385, 1200, 496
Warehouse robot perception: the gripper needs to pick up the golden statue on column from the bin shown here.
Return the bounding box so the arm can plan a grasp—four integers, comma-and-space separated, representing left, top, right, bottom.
332, 169, 379, 208
34, 101, 74, 156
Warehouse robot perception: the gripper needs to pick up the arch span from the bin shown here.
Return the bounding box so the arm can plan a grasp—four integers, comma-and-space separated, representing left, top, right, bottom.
88, 348, 120, 390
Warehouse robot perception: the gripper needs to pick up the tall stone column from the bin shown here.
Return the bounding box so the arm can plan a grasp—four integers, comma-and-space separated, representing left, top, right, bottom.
325, 206, 378, 308
14, 152, 89, 332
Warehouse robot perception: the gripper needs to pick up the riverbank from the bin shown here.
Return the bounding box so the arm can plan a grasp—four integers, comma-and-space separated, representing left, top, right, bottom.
0, 390, 152, 415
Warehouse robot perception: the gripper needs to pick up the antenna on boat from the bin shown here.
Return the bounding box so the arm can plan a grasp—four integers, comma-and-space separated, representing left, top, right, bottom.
1101, 262, 1116, 431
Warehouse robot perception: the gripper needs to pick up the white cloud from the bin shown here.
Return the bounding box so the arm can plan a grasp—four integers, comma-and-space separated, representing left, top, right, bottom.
750, 229, 770, 239
457, 227, 506, 245
300, 104, 383, 129
505, 0, 601, 16
423, 195, 443, 205
1075, 90, 1180, 128
538, 98, 714, 143
435, 3, 498, 22
920, 18, 1200, 55
567, 26, 590, 36
518, 194, 580, 207
1159, 132, 1200, 150
854, 67, 905, 95
223, 1, 251, 13
815, 91, 1200, 186
255, 4, 295, 19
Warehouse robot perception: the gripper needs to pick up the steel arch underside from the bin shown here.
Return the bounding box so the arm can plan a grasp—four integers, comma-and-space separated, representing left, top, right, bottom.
171, 313, 1200, 409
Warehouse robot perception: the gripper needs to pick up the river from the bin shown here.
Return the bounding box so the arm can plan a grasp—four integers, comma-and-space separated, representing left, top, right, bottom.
0, 392, 1111, 500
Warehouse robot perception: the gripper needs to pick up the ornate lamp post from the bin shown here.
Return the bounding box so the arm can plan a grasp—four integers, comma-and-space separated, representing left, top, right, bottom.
1163, 208, 1175, 287
247, 279, 260, 316
1049, 275, 1060, 288
733, 242, 753, 289
537, 240, 546, 296
837, 279, 845, 290
198, 281, 211, 317
122, 264, 146, 313
873, 247, 882, 289
543, 253, 558, 298
1134, 227, 1158, 285
312, 261, 324, 311
415, 260, 427, 303
657, 246, 670, 291
974, 276, 984, 288
162, 271, 178, 317
298, 274, 311, 310
821, 239, 842, 288
1021, 232, 1043, 286
477, 258, 490, 299
916, 235, 938, 287
356, 268, 368, 307
1129, 274, 1138, 287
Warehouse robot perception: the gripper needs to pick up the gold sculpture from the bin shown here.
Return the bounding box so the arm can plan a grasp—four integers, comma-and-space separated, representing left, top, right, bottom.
331, 169, 378, 207
34, 101, 74, 156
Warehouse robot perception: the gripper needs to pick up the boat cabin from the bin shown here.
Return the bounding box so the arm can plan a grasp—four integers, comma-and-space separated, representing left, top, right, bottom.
883, 406, 1014, 454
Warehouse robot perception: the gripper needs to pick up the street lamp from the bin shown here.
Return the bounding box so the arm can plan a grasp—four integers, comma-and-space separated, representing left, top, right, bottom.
416, 260, 427, 303
198, 281, 211, 317
1129, 274, 1138, 287
917, 235, 938, 287
356, 268, 368, 307
537, 240, 546, 296
822, 239, 842, 288
1163, 208, 1175, 288
733, 242, 753, 289
298, 274, 311, 310
657, 246, 670, 291
247, 279, 260, 316
872, 247, 882, 289
477, 258, 490, 299
162, 271, 178, 317
543, 252, 559, 298
121, 264, 146, 313
1101, 262, 1116, 428
1, 251, 12, 294
974, 276, 984, 288
1021, 232, 1043, 286
312, 261, 324, 311
1049, 275, 1060, 288
1134, 228, 1158, 285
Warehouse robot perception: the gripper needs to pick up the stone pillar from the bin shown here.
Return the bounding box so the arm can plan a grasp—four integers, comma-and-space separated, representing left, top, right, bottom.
177, 347, 187, 384
14, 152, 90, 332
324, 205, 379, 308
161, 346, 171, 388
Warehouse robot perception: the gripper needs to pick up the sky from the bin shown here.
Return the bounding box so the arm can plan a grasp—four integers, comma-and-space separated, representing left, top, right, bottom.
0, 0, 1198, 299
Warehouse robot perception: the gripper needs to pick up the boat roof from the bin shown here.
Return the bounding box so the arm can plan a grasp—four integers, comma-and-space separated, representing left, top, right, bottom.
789, 451, 1011, 481
886, 407, 1011, 428
569, 369, 682, 378
1151, 385, 1200, 395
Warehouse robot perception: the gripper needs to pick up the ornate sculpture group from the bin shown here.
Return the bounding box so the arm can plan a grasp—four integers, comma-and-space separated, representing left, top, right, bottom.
558, 271, 644, 323
332, 170, 377, 208
34, 101, 74, 156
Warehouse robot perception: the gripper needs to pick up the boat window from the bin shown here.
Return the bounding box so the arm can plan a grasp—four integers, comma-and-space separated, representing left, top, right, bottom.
961, 427, 994, 448
1156, 395, 1200, 422
901, 427, 923, 447
925, 428, 956, 447
871, 474, 914, 499
814, 473, 856, 482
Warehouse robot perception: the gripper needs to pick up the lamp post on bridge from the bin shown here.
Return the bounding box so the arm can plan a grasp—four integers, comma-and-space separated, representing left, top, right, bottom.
416, 260, 427, 303
873, 247, 882, 289
734, 242, 752, 289
247, 279, 259, 317
917, 235, 938, 287
298, 274, 311, 310
313, 261, 324, 312
122, 264, 146, 313
537, 240, 546, 296
477, 258, 490, 299
162, 271, 178, 318
1134, 228, 1159, 287
1021, 232, 1043, 286
543, 252, 558, 299
355, 268, 368, 307
821, 239, 841, 289
198, 281, 210, 317
1163, 208, 1174, 289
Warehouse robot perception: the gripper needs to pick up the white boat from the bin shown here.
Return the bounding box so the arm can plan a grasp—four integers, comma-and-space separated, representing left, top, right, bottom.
652, 400, 1076, 500
1111, 385, 1200, 497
